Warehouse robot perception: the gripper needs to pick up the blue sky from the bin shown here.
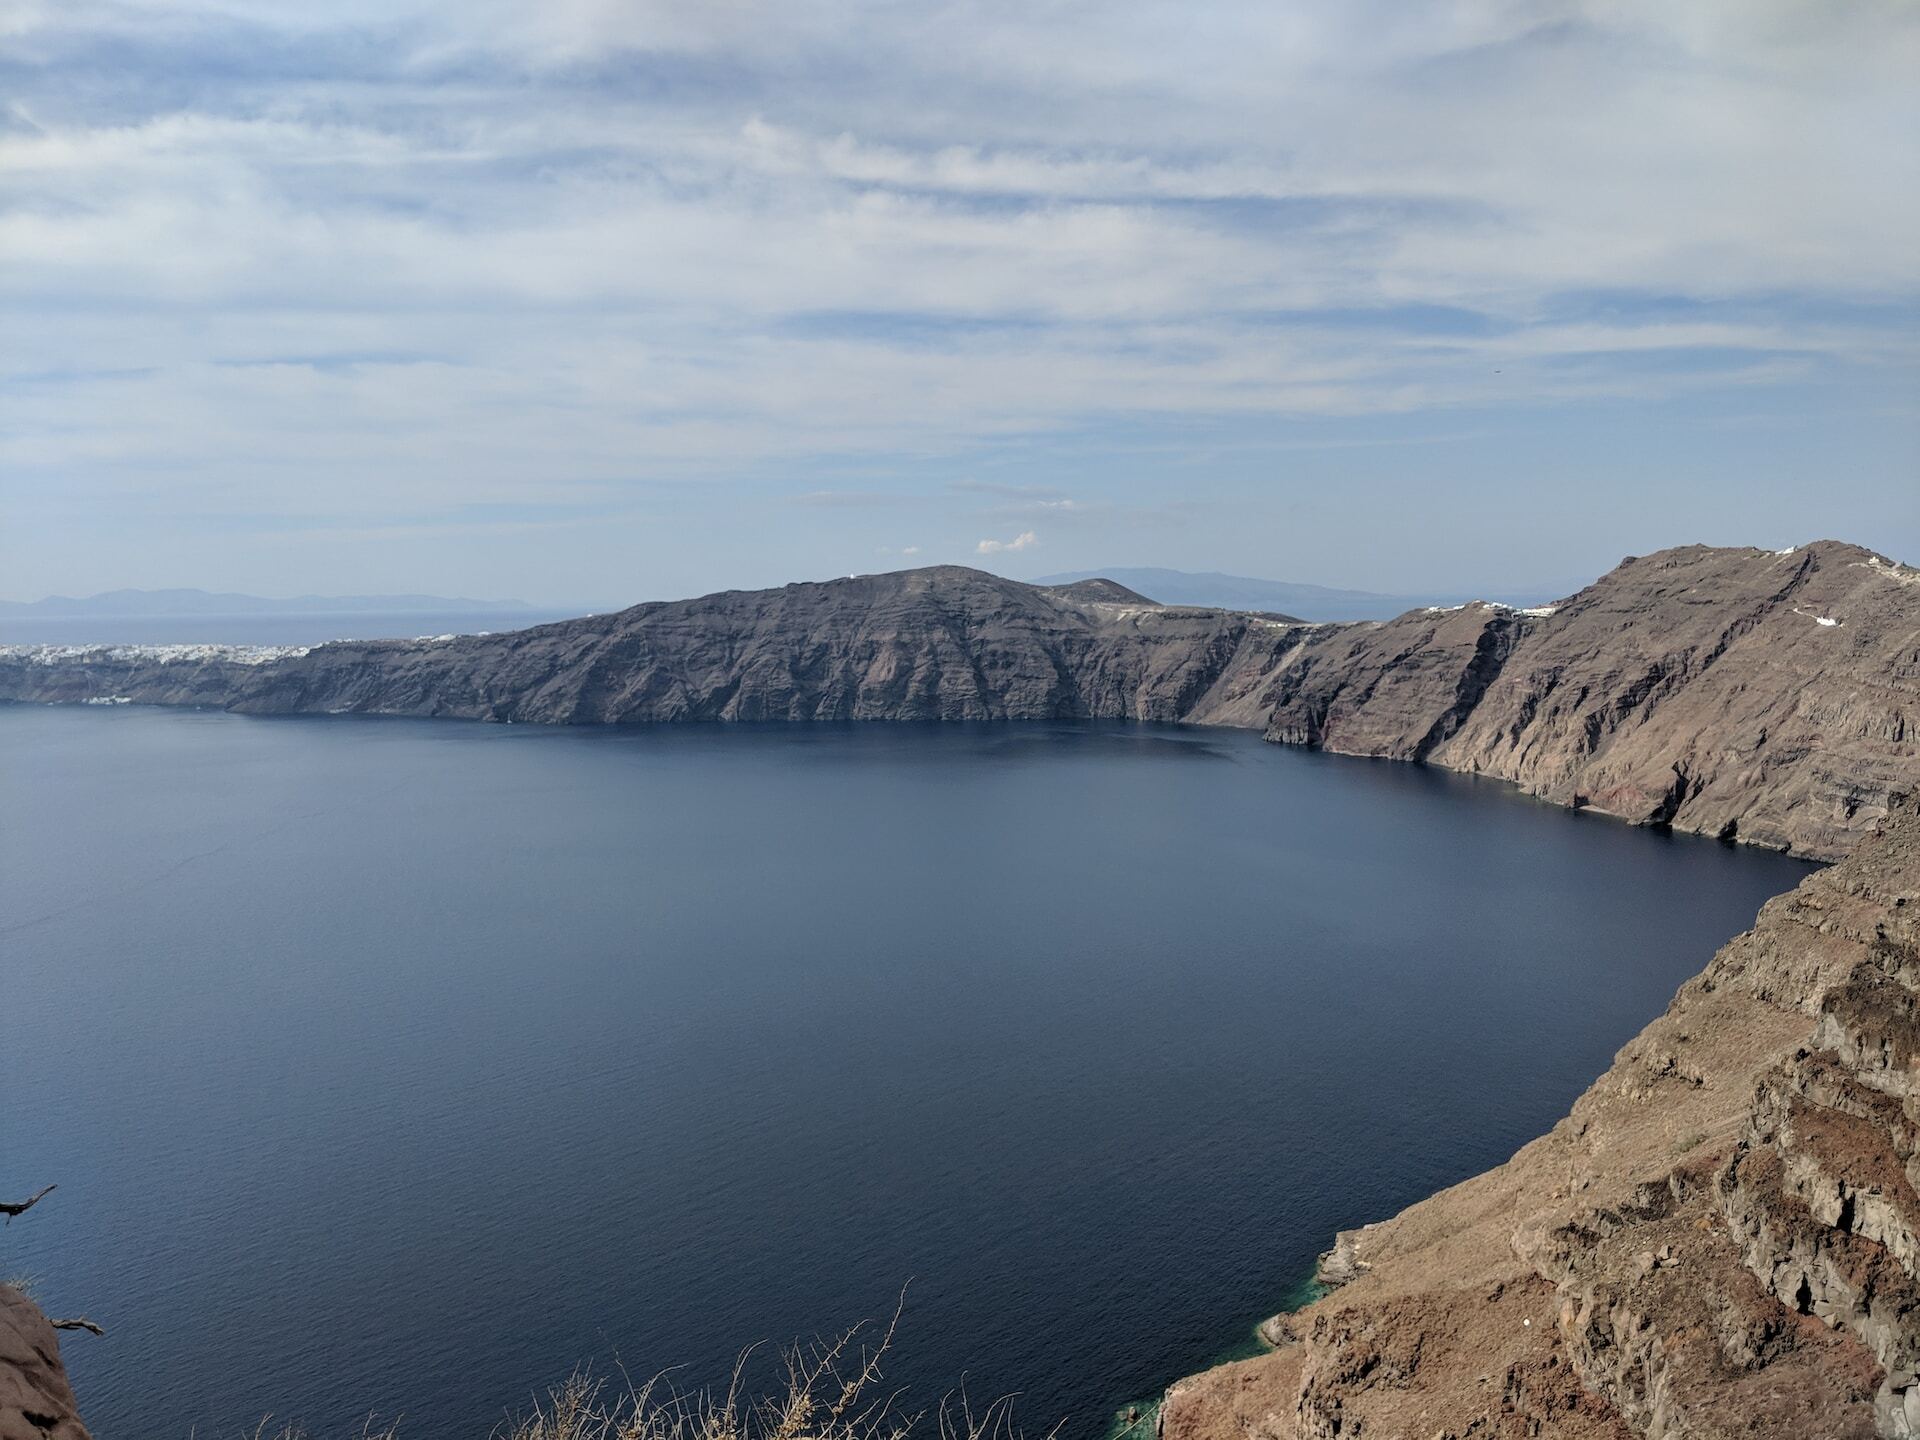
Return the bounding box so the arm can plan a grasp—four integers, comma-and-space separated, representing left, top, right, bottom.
3, 0, 1916, 606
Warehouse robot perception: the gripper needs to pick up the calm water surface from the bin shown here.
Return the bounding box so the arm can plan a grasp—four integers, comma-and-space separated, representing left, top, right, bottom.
1, 707, 1814, 1439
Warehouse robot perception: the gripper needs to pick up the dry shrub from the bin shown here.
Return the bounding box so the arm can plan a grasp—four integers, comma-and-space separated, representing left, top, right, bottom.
248, 1420, 400, 1440
257, 1305, 1037, 1440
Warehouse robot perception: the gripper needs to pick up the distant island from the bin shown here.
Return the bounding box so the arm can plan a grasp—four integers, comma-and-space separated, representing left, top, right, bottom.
1031, 566, 1567, 622
0, 588, 539, 618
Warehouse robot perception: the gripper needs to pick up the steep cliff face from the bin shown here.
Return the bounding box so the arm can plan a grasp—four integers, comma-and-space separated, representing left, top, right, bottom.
0, 1287, 89, 1440
1429, 543, 1920, 860
1161, 800, 1920, 1440
1245, 542, 1918, 860
2, 542, 1915, 859
0, 568, 1307, 727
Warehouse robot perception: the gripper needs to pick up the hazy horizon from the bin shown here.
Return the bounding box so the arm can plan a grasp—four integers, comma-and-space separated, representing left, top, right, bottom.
0, 545, 1742, 613
5, 3, 1917, 608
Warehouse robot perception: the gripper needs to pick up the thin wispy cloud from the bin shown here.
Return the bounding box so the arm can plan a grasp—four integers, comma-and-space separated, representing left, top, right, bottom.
951, 481, 1074, 500
790, 491, 922, 509
977, 531, 1039, 555
2, 1, 1915, 602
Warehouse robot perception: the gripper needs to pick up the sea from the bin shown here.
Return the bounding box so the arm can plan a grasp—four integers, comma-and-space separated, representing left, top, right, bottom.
1, 691, 1815, 1439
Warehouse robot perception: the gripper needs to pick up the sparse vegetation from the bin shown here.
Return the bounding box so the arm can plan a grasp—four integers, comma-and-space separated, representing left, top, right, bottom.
6, 1189, 1026, 1440
235, 1306, 1036, 1440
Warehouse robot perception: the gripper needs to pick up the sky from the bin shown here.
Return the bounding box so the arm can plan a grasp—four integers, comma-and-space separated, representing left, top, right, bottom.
3, 0, 1917, 608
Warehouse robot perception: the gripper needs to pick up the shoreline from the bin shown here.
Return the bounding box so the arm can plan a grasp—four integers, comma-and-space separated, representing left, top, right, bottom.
0, 692, 1853, 863
1101, 1270, 1330, 1440
1153, 802, 1920, 1435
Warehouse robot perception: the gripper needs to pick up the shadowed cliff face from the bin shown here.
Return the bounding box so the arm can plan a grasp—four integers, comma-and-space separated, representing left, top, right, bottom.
2, 543, 1915, 862
1161, 800, 1920, 1440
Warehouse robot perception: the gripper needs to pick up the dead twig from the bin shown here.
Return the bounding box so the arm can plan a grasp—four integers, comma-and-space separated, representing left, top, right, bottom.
50, 1317, 103, 1337
2, 1184, 55, 1225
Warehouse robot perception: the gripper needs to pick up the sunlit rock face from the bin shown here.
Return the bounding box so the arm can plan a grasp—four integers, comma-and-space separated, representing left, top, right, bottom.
0, 1286, 90, 1440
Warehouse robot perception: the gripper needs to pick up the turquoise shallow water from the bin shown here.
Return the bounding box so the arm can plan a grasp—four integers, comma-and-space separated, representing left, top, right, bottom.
0, 707, 1815, 1440
1100, 1272, 1326, 1440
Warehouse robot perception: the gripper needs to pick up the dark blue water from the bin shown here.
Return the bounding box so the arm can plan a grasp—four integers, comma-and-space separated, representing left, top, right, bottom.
0, 707, 1814, 1440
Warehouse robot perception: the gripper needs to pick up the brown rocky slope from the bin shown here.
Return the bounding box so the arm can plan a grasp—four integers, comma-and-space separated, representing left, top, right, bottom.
3, 542, 1913, 859
0, 1286, 88, 1440
1162, 797, 1920, 1440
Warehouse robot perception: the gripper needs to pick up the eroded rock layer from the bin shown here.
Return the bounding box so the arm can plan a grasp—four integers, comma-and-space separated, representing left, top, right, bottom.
1162, 799, 1920, 1440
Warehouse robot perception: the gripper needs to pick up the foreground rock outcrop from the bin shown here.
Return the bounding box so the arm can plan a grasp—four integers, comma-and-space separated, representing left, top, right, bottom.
1162, 798, 1920, 1440
3, 541, 1912, 859
0, 1287, 89, 1440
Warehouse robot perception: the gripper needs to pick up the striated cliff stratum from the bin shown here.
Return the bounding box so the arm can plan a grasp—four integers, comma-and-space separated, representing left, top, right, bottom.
3, 541, 1915, 859
1162, 796, 1920, 1440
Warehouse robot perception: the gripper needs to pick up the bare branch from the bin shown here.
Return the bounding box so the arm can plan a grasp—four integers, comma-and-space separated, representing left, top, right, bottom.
829, 1288, 909, 1425
50, 1317, 103, 1336
2, 1184, 55, 1225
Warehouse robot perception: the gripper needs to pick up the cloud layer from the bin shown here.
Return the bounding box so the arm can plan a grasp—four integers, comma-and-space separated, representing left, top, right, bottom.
3, 1, 1917, 600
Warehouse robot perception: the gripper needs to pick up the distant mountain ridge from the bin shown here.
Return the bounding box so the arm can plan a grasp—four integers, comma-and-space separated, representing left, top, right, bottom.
1031, 566, 1565, 621
0, 588, 536, 617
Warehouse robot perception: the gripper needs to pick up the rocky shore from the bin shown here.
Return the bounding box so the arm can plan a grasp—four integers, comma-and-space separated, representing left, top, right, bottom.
1161, 798, 1920, 1439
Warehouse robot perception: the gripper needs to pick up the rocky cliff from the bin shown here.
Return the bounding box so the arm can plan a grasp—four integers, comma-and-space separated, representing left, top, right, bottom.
4, 542, 1912, 859
1161, 797, 1920, 1440
0, 1287, 89, 1440
0, 568, 1305, 728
